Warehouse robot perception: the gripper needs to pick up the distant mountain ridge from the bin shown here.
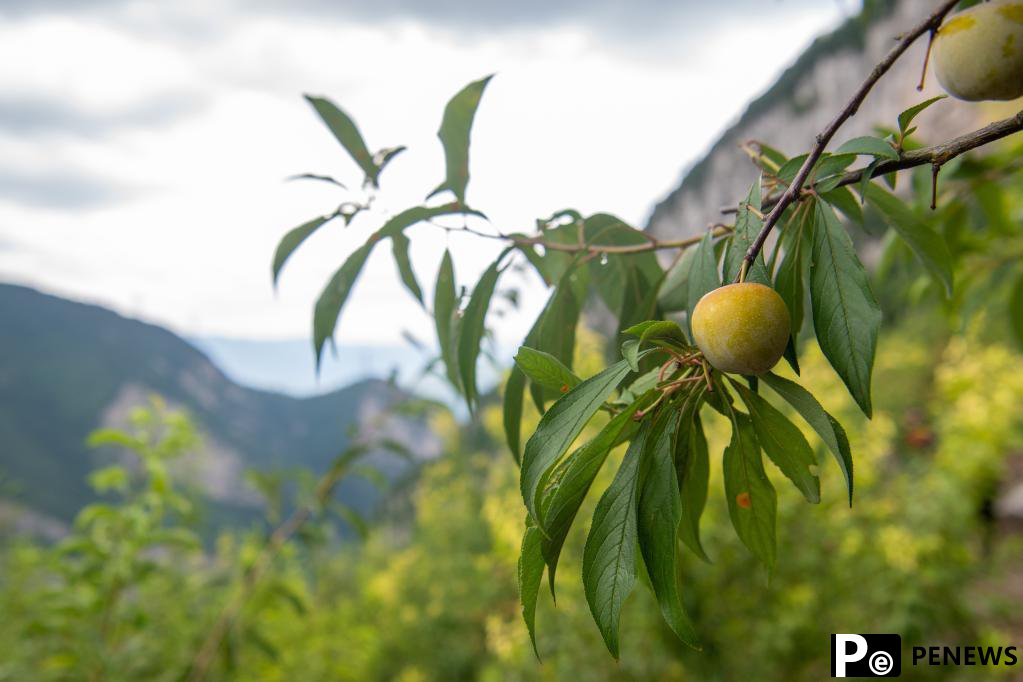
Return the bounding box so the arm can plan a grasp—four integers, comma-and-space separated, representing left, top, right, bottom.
0, 283, 438, 530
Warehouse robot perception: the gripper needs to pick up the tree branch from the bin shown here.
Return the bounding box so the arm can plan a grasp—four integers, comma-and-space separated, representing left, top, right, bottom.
722, 110, 1023, 215
826, 109, 1023, 192
737, 0, 961, 280
434, 220, 733, 255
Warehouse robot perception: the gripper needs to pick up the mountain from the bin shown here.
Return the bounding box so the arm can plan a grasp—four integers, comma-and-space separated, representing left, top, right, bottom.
645, 0, 984, 243
0, 283, 440, 531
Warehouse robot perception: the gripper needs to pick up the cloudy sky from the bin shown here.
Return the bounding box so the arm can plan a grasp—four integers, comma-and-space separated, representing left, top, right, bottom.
0, 0, 850, 347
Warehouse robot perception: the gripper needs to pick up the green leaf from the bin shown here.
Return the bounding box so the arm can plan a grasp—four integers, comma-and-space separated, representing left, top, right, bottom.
615, 264, 663, 340
521, 359, 637, 523
638, 414, 699, 648
538, 397, 648, 597
503, 369, 527, 463
428, 75, 494, 204
774, 221, 806, 338
1010, 273, 1023, 351
822, 186, 863, 225
621, 338, 641, 372
433, 250, 461, 391
734, 383, 820, 503
285, 173, 346, 189
457, 260, 503, 413
582, 421, 651, 658
313, 239, 376, 370
761, 372, 854, 505
809, 201, 881, 417
515, 347, 581, 395
657, 247, 697, 312
676, 410, 710, 561
898, 95, 946, 134
724, 178, 771, 285
304, 95, 381, 187
777, 154, 809, 185
859, 160, 882, 203
686, 231, 721, 334
812, 153, 856, 181
272, 216, 331, 286
519, 520, 545, 659
581, 214, 663, 325
530, 268, 585, 410
623, 320, 688, 348
506, 274, 583, 457
390, 233, 423, 304
863, 184, 954, 297
374, 145, 406, 176
835, 136, 898, 161
722, 412, 777, 571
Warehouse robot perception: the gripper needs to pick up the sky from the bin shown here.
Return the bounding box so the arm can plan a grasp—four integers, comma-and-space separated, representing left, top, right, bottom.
0, 0, 850, 348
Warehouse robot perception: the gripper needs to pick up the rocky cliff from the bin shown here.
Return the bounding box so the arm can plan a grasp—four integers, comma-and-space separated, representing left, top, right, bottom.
646, 0, 985, 243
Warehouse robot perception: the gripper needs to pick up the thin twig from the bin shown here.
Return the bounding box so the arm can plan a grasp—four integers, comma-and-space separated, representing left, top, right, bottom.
736, 0, 961, 280
185, 459, 356, 682
435, 221, 733, 256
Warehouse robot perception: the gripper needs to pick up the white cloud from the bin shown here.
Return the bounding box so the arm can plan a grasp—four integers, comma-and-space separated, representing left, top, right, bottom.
0, 4, 844, 345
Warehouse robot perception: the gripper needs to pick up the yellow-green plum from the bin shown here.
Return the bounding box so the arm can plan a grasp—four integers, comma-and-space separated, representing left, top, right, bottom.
933, 0, 1023, 101
691, 283, 790, 376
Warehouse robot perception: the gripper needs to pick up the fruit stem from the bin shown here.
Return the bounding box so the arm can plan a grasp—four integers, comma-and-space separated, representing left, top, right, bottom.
917, 28, 936, 92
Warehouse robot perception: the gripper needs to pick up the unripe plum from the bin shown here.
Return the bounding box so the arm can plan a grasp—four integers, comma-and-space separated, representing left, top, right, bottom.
933, 0, 1023, 101
691, 283, 790, 376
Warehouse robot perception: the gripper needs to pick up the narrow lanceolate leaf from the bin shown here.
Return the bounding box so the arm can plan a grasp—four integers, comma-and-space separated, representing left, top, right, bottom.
457, 260, 503, 413
313, 239, 376, 370
582, 422, 651, 658
676, 411, 711, 561
539, 397, 647, 597
433, 250, 460, 391
658, 246, 697, 312
623, 320, 688, 348
428, 74, 494, 204
519, 520, 545, 659
304, 95, 379, 186
390, 233, 423, 304
521, 359, 636, 523
272, 216, 330, 286
722, 413, 777, 571
503, 369, 527, 462
822, 186, 864, 225
378, 203, 484, 240
514, 347, 581, 395
505, 279, 577, 460
835, 135, 899, 161
863, 184, 954, 297
898, 95, 946, 134
686, 231, 721, 334
734, 383, 819, 503
724, 178, 771, 285
809, 200, 881, 418
774, 220, 806, 338
530, 268, 585, 411
638, 414, 699, 648
761, 372, 854, 505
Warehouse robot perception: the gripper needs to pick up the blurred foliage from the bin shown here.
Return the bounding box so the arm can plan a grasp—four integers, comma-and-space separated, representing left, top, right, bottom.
0, 310, 1020, 679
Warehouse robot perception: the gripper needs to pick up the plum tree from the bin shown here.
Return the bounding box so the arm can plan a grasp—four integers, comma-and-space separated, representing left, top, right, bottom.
933, 0, 1023, 101
270, 0, 1023, 662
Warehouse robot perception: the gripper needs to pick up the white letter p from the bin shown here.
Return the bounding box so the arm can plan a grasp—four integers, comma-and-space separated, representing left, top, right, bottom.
834, 634, 868, 677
